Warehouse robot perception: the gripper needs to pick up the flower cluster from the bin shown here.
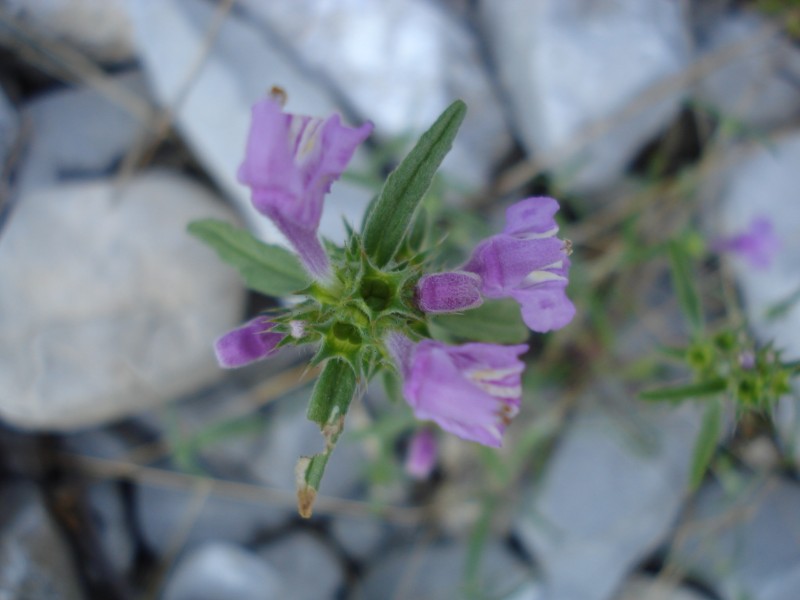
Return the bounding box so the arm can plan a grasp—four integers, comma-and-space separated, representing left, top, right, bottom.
198, 92, 574, 513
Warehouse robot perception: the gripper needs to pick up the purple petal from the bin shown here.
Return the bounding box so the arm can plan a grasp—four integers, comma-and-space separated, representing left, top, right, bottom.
237, 98, 373, 278
402, 340, 528, 447
416, 271, 483, 313
503, 196, 560, 237
713, 216, 780, 269
405, 428, 437, 479
512, 285, 576, 333
465, 236, 566, 297
214, 317, 284, 368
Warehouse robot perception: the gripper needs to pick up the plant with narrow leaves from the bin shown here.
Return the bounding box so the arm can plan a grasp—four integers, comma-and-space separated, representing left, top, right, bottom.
641, 238, 798, 489
190, 90, 575, 517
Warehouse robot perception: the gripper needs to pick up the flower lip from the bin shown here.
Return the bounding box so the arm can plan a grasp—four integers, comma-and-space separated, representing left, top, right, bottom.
237, 98, 373, 279
394, 337, 528, 447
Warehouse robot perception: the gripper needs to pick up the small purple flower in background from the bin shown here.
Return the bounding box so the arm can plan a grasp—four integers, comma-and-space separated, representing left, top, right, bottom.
416, 271, 483, 313
712, 216, 780, 269
416, 197, 574, 333
739, 350, 756, 370
388, 334, 528, 447
237, 94, 373, 278
405, 428, 438, 479
214, 317, 284, 368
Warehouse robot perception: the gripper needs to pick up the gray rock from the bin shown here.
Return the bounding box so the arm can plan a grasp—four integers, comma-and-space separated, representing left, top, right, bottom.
87, 481, 135, 575
257, 531, 343, 600
329, 514, 386, 561
355, 540, 532, 600
162, 542, 284, 600
669, 477, 800, 600
616, 575, 711, 600
0, 0, 135, 63
126, 0, 373, 245
694, 11, 800, 130
18, 71, 151, 194
0, 170, 244, 429
482, 0, 690, 193
135, 481, 288, 557
513, 385, 701, 600
238, 0, 512, 189
0, 483, 83, 600
0, 88, 18, 173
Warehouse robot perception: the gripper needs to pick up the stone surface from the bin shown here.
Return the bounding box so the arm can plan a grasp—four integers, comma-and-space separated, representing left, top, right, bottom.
257, 531, 343, 600
482, 0, 690, 193
669, 477, 800, 600
616, 575, 711, 600
0, 170, 244, 429
1, 0, 135, 63
0, 88, 18, 173
355, 540, 532, 600
18, 71, 151, 195
329, 514, 387, 562
135, 482, 288, 557
694, 10, 800, 130
162, 542, 284, 600
0, 483, 83, 600
126, 0, 373, 245
86, 481, 134, 575
513, 384, 701, 600
238, 0, 512, 189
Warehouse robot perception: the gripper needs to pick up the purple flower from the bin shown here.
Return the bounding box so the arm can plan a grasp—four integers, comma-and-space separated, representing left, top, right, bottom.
405, 428, 438, 479
416, 271, 483, 313
713, 217, 780, 269
238, 97, 373, 279
416, 197, 574, 333
214, 317, 284, 368
388, 334, 528, 447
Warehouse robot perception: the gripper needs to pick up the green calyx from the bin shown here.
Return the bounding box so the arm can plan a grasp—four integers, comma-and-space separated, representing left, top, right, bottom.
292, 233, 425, 376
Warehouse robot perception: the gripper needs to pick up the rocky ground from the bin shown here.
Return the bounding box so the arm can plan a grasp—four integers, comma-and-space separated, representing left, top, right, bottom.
1, 1, 800, 599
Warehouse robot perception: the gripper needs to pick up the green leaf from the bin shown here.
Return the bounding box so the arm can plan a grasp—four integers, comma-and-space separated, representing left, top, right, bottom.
297, 359, 359, 518
361, 100, 467, 267
668, 240, 704, 335
689, 399, 723, 490
306, 359, 358, 427
429, 299, 529, 344
640, 378, 727, 402
188, 219, 308, 296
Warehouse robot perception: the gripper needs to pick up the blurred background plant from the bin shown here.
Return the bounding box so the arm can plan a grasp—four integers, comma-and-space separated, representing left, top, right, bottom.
1, 1, 800, 599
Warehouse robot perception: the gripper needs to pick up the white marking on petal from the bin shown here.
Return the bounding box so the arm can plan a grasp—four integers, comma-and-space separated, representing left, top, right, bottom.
522, 270, 567, 287
474, 383, 522, 398
517, 226, 559, 240
467, 367, 523, 381
289, 117, 324, 163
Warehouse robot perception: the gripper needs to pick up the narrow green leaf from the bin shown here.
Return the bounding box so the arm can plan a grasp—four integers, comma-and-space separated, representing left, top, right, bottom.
430, 299, 529, 344
362, 100, 467, 266
689, 399, 723, 490
306, 359, 358, 428
640, 378, 727, 402
297, 360, 359, 518
188, 219, 308, 297
668, 240, 704, 335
